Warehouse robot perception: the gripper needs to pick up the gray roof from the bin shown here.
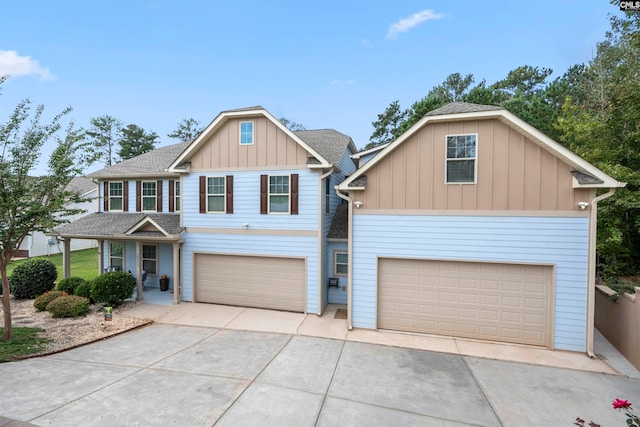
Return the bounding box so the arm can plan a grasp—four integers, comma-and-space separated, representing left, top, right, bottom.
66, 177, 96, 195
295, 129, 354, 165
220, 105, 264, 113
425, 102, 503, 116
572, 170, 604, 185
327, 204, 348, 240
88, 141, 191, 179
53, 213, 183, 238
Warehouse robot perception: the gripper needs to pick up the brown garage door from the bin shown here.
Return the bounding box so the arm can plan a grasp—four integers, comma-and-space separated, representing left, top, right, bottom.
195, 254, 306, 312
378, 258, 552, 347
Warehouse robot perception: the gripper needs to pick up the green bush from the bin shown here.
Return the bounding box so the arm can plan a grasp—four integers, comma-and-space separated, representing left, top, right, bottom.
56, 277, 86, 295
91, 272, 136, 306
606, 277, 639, 295
33, 291, 66, 311
10, 258, 58, 299
46, 295, 90, 318
75, 281, 94, 302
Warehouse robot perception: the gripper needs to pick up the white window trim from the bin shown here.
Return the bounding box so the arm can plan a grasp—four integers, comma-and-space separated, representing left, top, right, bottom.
239, 120, 254, 145
142, 243, 158, 276
108, 181, 124, 212
108, 241, 125, 271
141, 180, 157, 212
334, 250, 348, 277
206, 176, 226, 213
445, 133, 478, 185
268, 174, 290, 214
174, 180, 181, 212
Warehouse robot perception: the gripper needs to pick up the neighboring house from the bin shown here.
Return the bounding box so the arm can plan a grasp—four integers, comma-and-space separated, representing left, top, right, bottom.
16, 177, 98, 258
53, 106, 357, 311
336, 102, 625, 354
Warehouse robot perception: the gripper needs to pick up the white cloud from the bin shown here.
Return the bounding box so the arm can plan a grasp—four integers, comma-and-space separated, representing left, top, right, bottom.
0, 50, 54, 81
386, 9, 445, 39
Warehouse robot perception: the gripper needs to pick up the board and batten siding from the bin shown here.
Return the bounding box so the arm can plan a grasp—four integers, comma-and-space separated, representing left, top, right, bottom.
189, 117, 310, 169
182, 232, 319, 313
357, 119, 593, 211
351, 214, 589, 352
181, 169, 318, 230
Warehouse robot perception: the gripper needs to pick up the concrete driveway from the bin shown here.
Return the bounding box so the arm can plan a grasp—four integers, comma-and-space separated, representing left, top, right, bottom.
1, 323, 639, 427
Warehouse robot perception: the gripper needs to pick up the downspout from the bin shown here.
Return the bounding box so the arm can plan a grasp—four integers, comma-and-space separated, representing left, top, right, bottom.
586, 188, 616, 358
336, 188, 353, 330
317, 167, 334, 316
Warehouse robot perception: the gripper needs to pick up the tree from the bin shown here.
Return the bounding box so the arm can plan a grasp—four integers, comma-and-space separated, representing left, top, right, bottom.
85, 115, 122, 166
366, 100, 407, 149
118, 124, 158, 160
0, 76, 93, 339
430, 72, 475, 102
279, 117, 306, 131
168, 118, 204, 142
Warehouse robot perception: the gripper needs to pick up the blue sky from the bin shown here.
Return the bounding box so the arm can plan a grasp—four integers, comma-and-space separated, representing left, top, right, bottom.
0, 1, 622, 175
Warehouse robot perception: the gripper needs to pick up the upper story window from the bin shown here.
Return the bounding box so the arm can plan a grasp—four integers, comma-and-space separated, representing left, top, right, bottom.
240, 121, 254, 145
142, 181, 157, 211
109, 182, 124, 211
325, 178, 331, 214
269, 175, 290, 213
446, 134, 477, 184
175, 181, 181, 212
207, 176, 226, 213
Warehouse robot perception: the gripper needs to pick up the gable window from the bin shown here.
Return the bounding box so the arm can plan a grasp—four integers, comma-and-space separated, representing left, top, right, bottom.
142, 244, 157, 275
240, 121, 254, 145
269, 175, 289, 213
175, 181, 181, 212
207, 177, 226, 212
109, 242, 124, 271
446, 134, 477, 184
142, 181, 157, 211
109, 182, 124, 211
334, 251, 348, 276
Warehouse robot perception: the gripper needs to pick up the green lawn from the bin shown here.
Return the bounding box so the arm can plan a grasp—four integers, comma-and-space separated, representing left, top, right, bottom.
5, 248, 99, 282
0, 327, 48, 362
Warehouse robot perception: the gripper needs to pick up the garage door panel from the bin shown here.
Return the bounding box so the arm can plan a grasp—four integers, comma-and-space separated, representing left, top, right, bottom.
195, 254, 305, 312
378, 258, 552, 347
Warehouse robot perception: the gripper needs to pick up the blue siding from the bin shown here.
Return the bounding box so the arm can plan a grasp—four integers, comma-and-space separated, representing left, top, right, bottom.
351, 214, 589, 352
101, 241, 175, 289
327, 241, 348, 304
182, 233, 319, 313
100, 180, 175, 213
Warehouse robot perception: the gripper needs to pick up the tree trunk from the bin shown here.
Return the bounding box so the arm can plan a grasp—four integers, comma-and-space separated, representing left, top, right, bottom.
1, 263, 12, 340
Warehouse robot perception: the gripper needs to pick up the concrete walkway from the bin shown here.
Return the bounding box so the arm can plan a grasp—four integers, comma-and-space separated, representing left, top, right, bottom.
0, 302, 638, 426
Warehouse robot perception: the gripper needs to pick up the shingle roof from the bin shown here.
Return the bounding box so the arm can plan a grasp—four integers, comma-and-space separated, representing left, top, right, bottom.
571, 170, 604, 185
327, 204, 348, 240
295, 129, 354, 165
425, 102, 502, 116
66, 177, 96, 195
88, 141, 191, 179
53, 213, 183, 238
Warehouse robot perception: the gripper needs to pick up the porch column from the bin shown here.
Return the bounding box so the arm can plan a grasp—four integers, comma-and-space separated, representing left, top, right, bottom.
62, 238, 71, 279
172, 241, 180, 305
136, 241, 143, 301
97, 239, 104, 275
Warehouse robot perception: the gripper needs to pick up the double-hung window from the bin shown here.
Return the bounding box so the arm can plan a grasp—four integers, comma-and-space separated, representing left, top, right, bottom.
109, 182, 123, 211
335, 252, 348, 276
446, 134, 477, 184
240, 121, 254, 145
269, 175, 289, 213
325, 178, 331, 214
207, 177, 226, 212
142, 181, 157, 211
174, 181, 181, 212
109, 242, 124, 271
142, 244, 157, 275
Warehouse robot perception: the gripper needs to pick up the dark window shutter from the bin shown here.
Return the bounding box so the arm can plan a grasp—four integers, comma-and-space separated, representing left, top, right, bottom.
226, 175, 234, 214
156, 180, 163, 212
199, 176, 206, 213
168, 180, 175, 212
290, 173, 299, 215
136, 181, 141, 211
103, 182, 109, 212
260, 174, 268, 214
123, 180, 129, 212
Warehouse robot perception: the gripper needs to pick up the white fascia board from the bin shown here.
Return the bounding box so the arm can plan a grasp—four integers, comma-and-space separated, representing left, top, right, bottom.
124, 217, 170, 237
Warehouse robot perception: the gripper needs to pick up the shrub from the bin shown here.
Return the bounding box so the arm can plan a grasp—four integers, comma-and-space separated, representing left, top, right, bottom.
10, 258, 58, 299
56, 277, 86, 295
46, 295, 90, 318
74, 280, 94, 303
91, 272, 136, 306
33, 291, 66, 311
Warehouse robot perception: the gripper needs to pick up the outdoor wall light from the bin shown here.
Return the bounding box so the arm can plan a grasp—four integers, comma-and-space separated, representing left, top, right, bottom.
242, 223, 249, 229
578, 202, 590, 210
354, 201, 363, 209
